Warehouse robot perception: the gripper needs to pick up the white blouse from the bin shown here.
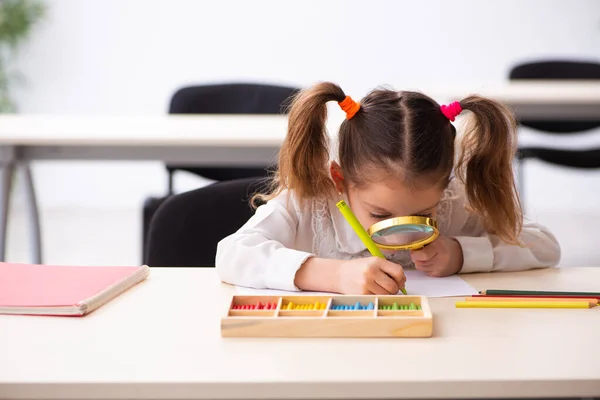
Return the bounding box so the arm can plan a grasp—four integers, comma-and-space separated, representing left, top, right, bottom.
215, 178, 561, 291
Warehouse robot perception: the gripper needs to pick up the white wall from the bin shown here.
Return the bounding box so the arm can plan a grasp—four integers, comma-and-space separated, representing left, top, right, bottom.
10, 0, 600, 213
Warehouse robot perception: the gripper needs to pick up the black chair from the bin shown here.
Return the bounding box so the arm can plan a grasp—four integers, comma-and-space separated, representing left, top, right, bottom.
141, 83, 300, 263
509, 60, 600, 203
164, 83, 300, 188
145, 177, 268, 267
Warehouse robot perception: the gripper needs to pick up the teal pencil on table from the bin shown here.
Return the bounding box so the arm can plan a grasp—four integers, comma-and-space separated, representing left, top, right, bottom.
336, 200, 408, 295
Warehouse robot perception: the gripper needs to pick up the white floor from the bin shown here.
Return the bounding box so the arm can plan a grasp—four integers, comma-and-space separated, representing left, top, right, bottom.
5, 208, 142, 266
3, 207, 598, 268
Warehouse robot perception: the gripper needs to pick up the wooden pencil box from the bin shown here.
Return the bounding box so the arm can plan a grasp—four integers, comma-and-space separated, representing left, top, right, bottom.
220, 294, 433, 338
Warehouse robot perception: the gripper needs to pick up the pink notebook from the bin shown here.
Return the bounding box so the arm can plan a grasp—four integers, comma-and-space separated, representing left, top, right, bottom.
0, 262, 150, 316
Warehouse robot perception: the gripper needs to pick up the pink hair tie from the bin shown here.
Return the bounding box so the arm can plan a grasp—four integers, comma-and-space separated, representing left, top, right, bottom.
440, 101, 462, 122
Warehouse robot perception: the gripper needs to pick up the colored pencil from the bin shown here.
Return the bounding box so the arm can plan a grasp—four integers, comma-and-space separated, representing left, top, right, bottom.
472, 294, 600, 300
465, 296, 599, 307
455, 300, 595, 309
479, 289, 600, 297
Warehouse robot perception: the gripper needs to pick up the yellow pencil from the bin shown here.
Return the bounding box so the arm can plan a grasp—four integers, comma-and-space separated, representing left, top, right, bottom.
336, 200, 408, 295
455, 300, 595, 309
465, 297, 599, 307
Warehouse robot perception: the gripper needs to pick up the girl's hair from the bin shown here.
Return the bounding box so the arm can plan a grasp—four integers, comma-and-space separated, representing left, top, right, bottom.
253, 82, 522, 245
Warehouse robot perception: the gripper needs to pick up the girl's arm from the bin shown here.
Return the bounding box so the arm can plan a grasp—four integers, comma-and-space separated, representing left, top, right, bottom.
445, 187, 561, 273
215, 190, 342, 291
454, 213, 561, 274
215, 191, 308, 290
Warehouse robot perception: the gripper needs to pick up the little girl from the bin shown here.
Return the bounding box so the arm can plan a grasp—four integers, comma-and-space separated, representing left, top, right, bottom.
215, 82, 561, 295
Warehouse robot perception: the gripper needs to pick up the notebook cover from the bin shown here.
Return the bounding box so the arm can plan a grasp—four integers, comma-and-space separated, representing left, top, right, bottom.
0, 262, 147, 308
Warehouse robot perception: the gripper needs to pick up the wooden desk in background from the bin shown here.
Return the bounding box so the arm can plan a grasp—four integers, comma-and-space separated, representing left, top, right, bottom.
1, 81, 600, 264
0, 267, 599, 400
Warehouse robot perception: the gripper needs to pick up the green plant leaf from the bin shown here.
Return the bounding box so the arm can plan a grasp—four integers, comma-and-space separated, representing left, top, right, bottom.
0, 0, 46, 112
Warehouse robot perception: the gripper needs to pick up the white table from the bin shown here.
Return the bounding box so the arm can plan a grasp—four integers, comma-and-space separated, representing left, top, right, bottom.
1, 267, 599, 400
0, 114, 288, 264
1, 81, 600, 264
426, 81, 600, 120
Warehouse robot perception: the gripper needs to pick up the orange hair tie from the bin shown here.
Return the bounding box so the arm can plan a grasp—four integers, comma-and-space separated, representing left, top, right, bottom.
338, 96, 360, 119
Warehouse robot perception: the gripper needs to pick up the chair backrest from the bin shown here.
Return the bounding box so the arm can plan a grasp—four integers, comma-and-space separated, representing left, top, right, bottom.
165, 83, 300, 180
509, 60, 600, 133
169, 83, 300, 115
145, 177, 268, 267
509, 60, 600, 80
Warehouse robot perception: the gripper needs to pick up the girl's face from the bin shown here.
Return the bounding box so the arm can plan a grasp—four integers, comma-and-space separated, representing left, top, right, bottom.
347, 180, 443, 234
330, 162, 444, 233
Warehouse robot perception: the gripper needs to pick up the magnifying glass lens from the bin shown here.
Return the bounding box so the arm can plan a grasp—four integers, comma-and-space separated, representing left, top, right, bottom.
371, 224, 435, 246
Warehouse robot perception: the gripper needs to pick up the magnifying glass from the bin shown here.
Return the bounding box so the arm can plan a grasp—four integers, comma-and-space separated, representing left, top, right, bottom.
367, 216, 439, 251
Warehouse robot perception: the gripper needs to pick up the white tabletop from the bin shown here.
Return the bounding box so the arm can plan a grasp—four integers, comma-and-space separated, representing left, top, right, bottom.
1, 267, 599, 400
0, 114, 289, 146
0, 81, 599, 149
0, 114, 290, 164
427, 80, 600, 104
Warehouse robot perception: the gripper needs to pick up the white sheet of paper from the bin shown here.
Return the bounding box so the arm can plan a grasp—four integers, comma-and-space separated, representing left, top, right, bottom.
235, 270, 477, 298
402, 270, 478, 297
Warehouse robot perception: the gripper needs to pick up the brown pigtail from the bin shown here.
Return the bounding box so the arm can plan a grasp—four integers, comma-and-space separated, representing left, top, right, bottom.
252, 82, 347, 206
455, 95, 523, 245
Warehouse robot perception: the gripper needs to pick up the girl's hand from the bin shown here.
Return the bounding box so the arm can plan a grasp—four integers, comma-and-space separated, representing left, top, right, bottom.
338, 257, 406, 294
409, 236, 463, 277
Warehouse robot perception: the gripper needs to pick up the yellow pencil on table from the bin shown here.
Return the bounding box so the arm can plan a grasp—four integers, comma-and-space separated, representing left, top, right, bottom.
464, 296, 599, 307
336, 200, 408, 295
456, 300, 596, 309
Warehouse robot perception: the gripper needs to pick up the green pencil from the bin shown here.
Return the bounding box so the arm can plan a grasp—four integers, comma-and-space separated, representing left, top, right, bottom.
336, 200, 408, 295
481, 289, 600, 297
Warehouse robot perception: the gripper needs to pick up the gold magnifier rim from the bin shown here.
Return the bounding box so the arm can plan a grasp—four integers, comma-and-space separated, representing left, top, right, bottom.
367, 216, 439, 250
